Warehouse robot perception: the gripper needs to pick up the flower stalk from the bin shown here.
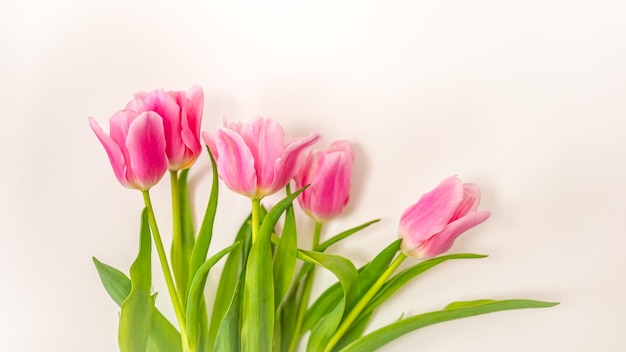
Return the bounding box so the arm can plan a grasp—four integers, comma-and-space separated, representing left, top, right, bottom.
142, 190, 190, 352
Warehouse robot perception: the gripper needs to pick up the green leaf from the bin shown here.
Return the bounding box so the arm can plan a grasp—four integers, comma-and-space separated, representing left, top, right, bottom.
445, 299, 496, 310
278, 288, 298, 352
187, 148, 220, 295
214, 276, 244, 352
93, 258, 131, 306
273, 196, 297, 310
338, 299, 559, 352
303, 240, 401, 333
170, 169, 197, 308
297, 250, 358, 352
118, 209, 156, 352
242, 189, 305, 352
186, 242, 241, 351
93, 258, 181, 352
316, 219, 380, 252
207, 212, 254, 350
333, 311, 373, 352
366, 254, 487, 317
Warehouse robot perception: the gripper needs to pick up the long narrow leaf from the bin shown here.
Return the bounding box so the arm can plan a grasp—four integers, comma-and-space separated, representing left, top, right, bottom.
365, 254, 487, 317
186, 242, 241, 351
303, 240, 401, 333
339, 299, 559, 352
273, 198, 297, 310
176, 168, 197, 300
316, 219, 380, 252
214, 276, 244, 351
297, 250, 358, 352
187, 148, 220, 293
93, 258, 181, 352
207, 213, 253, 350
118, 209, 156, 352
242, 189, 305, 352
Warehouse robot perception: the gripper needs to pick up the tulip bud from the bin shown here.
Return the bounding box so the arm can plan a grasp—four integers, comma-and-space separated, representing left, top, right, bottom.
399, 176, 491, 259
294, 141, 354, 222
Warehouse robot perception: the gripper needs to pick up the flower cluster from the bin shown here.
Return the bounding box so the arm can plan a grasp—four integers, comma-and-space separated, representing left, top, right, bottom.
90, 86, 556, 352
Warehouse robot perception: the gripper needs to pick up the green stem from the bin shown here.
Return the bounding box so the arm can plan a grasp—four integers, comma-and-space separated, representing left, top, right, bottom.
142, 190, 190, 352
287, 222, 323, 352
312, 221, 323, 250
324, 252, 407, 352
170, 170, 186, 306
251, 198, 261, 243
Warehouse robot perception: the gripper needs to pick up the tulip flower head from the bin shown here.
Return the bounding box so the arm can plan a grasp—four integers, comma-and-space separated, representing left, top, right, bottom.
294, 141, 354, 222
399, 176, 491, 259
203, 117, 320, 199
89, 111, 168, 190
126, 86, 204, 171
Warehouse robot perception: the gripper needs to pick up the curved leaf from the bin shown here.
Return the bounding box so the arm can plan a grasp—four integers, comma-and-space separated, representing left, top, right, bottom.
118, 209, 155, 352
93, 258, 181, 352
339, 299, 559, 352
242, 188, 305, 352
297, 250, 358, 352
186, 242, 240, 351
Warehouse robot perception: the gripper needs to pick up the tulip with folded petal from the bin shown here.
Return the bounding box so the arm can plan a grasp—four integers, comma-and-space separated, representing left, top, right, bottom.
126, 86, 204, 171
89, 111, 168, 190
399, 176, 491, 259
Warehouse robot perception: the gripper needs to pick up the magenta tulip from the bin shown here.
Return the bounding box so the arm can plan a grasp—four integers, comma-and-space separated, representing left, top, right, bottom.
399, 176, 491, 259
89, 111, 168, 190
202, 117, 320, 199
294, 141, 354, 222
125, 86, 204, 170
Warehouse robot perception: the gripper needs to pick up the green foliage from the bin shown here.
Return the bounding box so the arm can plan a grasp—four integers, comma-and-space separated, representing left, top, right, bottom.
338, 299, 559, 352
118, 209, 156, 352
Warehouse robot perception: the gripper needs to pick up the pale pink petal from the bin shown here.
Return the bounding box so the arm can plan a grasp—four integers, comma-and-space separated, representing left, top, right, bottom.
450, 183, 481, 221
202, 131, 218, 159
398, 176, 464, 244
329, 140, 354, 160
179, 85, 204, 162
266, 132, 320, 197
238, 118, 285, 190
125, 112, 168, 190
213, 128, 257, 197
88, 117, 129, 187
414, 210, 491, 258
108, 110, 137, 147
184, 85, 204, 137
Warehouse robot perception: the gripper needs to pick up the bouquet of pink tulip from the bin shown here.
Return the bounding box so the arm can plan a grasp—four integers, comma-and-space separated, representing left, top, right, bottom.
89, 85, 557, 352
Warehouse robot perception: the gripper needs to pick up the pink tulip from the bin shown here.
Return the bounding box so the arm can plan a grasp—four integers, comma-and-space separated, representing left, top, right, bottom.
202, 118, 320, 199
294, 141, 354, 222
126, 86, 204, 170
89, 111, 168, 190
399, 176, 491, 259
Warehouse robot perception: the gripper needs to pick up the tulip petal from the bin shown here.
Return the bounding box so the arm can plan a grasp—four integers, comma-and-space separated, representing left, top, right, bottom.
267, 132, 320, 197
450, 183, 481, 221
88, 117, 128, 187
213, 128, 257, 197
330, 140, 354, 160
142, 90, 184, 166
399, 176, 464, 245
202, 131, 218, 158
238, 118, 286, 190
305, 151, 352, 221
411, 210, 491, 258
125, 112, 168, 190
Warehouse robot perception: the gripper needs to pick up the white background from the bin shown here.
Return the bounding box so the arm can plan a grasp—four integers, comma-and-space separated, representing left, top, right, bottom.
1, 0, 625, 351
